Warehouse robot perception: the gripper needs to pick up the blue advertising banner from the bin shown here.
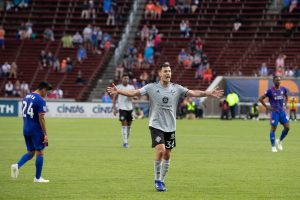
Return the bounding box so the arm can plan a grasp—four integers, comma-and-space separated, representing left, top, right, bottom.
225, 78, 300, 102
0, 100, 19, 116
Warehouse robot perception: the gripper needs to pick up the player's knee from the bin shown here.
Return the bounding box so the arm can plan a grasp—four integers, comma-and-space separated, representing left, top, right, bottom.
28, 151, 35, 158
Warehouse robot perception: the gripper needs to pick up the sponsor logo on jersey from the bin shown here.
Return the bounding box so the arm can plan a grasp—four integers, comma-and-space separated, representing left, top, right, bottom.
162, 97, 168, 103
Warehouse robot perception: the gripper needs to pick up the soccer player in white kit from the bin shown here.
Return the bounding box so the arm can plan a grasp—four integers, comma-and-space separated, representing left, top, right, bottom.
112, 74, 135, 148
107, 62, 223, 192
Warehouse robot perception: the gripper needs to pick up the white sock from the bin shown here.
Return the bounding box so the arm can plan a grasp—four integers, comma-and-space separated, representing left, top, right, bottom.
160, 160, 170, 182
121, 126, 128, 144
127, 126, 131, 139
154, 160, 162, 181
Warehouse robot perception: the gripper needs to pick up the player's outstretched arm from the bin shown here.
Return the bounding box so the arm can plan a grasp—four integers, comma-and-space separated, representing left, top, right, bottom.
187, 87, 224, 98
107, 83, 141, 97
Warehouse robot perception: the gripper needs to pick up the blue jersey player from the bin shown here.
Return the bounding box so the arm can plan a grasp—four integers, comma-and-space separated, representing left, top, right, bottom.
11, 82, 52, 182
259, 76, 290, 152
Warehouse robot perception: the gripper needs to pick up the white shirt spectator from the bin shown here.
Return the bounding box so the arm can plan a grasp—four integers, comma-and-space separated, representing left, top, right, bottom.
5, 81, 14, 96
20, 81, 30, 96
55, 88, 63, 98
83, 25, 92, 41
2, 62, 11, 75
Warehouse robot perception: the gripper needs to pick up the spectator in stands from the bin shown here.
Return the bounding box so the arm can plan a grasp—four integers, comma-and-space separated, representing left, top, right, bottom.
61, 34, 73, 48
139, 70, 149, 86
192, 52, 202, 68
83, 24, 92, 50
149, 25, 158, 39
154, 2, 162, 20
103, 0, 112, 13
153, 33, 163, 55
178, 49, 189, 65
76, 70, 85, 85
54, 87, 63, 99
101, 92, 112, 103
259, 62, 268, 77
276, 54, 287, 69
2, 61, 11, 77
46, 52, 55, 68
202, 64, 213, 84
53, 57, 60, 72
132, 78, 142, 89
18, 22, 27, 40
294, 66, 300, 77
144, 1, 155, 19
289, 0, 298, 13
9, 61, 17, 78
149, 69, 158, 83
191, 0, 199, 13
91, 27, 102, 54
284, 21, 294, 37
101, 32, 112, 49
20, 81, 29, 97
13, 80, 21, 97
176, 0, 185, 13
195, 37, 204, 52
21, 0, 29, 8
115, 63, 124, 80
72, 32, 83, 47
106, 6, 116, 25
43, 27, 55, 42
285, 67, 294, 77
25, 21, 33, 39
233, 15, 242, 31
39, 50, 47, 68
0, 25, 5, 50
77, 46, 87, 63
81, 0, 89, 19
140, 25, 149, 41
12, 0, 22, 11
5, 80, 14, 97
60, 58, 67, 72
168, 0, 176, 12
180, 20, 192, 38
66, 57, 73, 72
5, 0, 13, 11
194, 61, 203, 80
144, 46, 154, 65
88, 0, 96, 19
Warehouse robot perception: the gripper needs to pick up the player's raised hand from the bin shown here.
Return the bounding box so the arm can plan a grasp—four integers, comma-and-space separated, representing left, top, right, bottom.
107, 83, 118, 95
207, 87, 224, 98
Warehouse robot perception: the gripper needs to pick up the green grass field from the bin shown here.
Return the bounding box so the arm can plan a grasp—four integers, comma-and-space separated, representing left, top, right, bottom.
0, 117, 299, 200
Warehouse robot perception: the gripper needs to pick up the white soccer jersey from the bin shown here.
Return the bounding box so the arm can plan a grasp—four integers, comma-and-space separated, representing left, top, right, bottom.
116, 84, 135, 111
139, 82, 188, 132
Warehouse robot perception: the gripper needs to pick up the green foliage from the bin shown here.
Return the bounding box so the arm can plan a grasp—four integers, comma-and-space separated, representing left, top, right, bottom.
0, 118, 299, 200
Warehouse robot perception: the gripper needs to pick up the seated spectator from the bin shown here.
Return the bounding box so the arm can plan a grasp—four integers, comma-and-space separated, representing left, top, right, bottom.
83, 24, 92, 50
60, 59, 67, 72
259, 62, 268, 76
202, 64, 213, 84
54, 87, 63, 99
103, 0, 112, 13
101, 92, 112, 103
276, 54, 286, 68
0, 25, 5, 49
66, 57, 73, 72
77, 46, 87, 63
2, 61, 11, 77
81, 0, 89, 19
284, 21, 294, 37
115, 63, 124, 80
144, 46, 154, 65
136, 53, 144, 69
194, 63, 203, 80
180, 20, 192, 38
145, 1, 155, 19
106, 7, 115, 25
149, 69, 158, 83
25, 21, 33, 39
191, 0, 199, 13
154, 2, 162, 20
43, 27, 54, 41
149, 25, 158, 39
53, 57, 60, 72
294, 66, 300, 77
233, 15, 242, 31
132, 78, 142, 89
139, 70, 149, 86
140, 24, 149, 41
178, 49, 189, 65
46, 51, 55, 68
20, 81, 30, 97
195, 37, 204, 52
13, 80, 21, 97
75, 70, 85, 85
61, 34, 73, 48
18, 22, 27, 40
9, 61, 17, 78
153, 33, 162, 55
285, 67, 294, 77
39, 50, 47, 68
289, 0, 298, 13
88, 0, 96, 19
5, 80, 14, 97
72, 32, 83, 46
275, 66, 285, 76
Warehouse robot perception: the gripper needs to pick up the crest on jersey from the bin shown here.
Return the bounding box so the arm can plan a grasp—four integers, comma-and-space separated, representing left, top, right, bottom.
162, 97, 169, 103
155, 136, 162, 143
170, 133, 175, 139
156, 90, 160, 93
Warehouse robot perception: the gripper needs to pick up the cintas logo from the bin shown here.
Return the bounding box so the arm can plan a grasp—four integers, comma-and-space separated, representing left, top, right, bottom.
57, 104, 85, 113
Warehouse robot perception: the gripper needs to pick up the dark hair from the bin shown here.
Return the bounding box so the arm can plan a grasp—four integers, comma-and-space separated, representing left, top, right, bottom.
37, 81, 53, 90
273, 75, 281, 81
122, 73, 129, 78
159, 62, 171, 70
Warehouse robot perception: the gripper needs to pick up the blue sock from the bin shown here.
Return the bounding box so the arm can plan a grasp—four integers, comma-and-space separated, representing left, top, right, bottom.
35, 155, 44, 179
280, 129, 289, 141
17, 153, 33, 168
270, 131, 275, 147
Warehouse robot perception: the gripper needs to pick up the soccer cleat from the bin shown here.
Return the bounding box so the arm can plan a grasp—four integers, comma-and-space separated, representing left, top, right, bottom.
154, 180, 166, 192
276, 139, 283, 151
123, 143, 129, 148
271, 146, 277, 153
11, 164, 19, 180
33, 177, 50, 183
